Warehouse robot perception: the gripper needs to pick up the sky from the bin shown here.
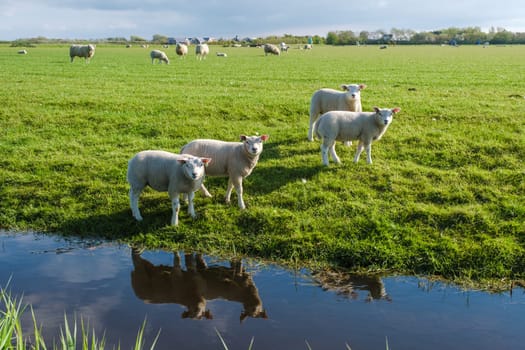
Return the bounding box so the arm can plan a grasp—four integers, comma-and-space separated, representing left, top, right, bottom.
1, 0, 525, 41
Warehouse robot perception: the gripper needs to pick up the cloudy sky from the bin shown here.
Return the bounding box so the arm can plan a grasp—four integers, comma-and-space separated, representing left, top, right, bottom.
1, 0, 524, 40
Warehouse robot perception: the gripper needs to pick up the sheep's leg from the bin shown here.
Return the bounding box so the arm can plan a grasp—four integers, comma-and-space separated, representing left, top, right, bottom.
320, 144, 330, 166
226, 177, 246, 209
170, 193, 181, 226
186, 191, 197, 219
354, 142, 365, 163
307, 118, 316, 141
225, 179, 234, 204
365, 144, 373, 164
129, 186, 143, 221
329, 142, 341, 164
199, 184, 212, 198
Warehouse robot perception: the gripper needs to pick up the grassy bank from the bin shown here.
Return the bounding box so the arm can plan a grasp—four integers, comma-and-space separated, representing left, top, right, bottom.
0, 44, 523, 284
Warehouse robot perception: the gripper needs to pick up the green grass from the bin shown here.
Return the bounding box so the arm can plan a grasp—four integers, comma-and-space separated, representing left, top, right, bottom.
0, 282, 159, 349
1, 44, 524, 286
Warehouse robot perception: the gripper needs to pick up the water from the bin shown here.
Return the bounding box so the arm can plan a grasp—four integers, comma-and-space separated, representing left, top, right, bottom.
0, 231, 524, 350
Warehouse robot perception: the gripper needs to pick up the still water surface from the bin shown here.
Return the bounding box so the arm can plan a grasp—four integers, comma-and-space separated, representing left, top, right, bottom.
1, 231, 524, 350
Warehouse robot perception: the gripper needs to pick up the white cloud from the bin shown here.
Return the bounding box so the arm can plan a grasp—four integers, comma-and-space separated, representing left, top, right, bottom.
1, 0, 524, 40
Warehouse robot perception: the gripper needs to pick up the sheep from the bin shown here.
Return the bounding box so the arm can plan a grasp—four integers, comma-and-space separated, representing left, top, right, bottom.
308, 83, 367, 142
263, 43, 280, 56
180, 134, 269, 210
280, 42, 289, 52
175, 43, 188, 57
127, 151, 211, 226
216, 52, 227, 57
69, 44, 95, 63
314, 107, 401, 165
150, 49, 169, 64
195, 43, 209, 60
17, 49, 28, 55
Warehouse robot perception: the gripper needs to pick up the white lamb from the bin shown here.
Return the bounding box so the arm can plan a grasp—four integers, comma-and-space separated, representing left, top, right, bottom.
180, 135, 269, 209
314, 107, 401, 165
195, 44, 209, 60
308, 84, 367, 142
175, 43, 188, 57
127, 151, 211, 226
263, 43, 280, 56
69, 44, 95, 63
150, 49, 170, 64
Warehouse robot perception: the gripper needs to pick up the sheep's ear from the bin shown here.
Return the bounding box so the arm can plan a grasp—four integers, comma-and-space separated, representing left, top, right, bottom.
340, 84, 349, 91
201, 157, 212, 166
240, 135, 247, 141
373, 106, 380, 113
359, 84, 367, 90
392, 107, 401, 114
260, 134, 269, 141
177, 158, 187, 164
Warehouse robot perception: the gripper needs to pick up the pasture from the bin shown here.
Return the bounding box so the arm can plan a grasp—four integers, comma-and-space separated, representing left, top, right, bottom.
0, 44, 523, 285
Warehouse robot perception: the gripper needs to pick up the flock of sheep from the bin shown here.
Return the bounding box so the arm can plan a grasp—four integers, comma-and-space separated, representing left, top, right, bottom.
126, 79, 400, 225
67, 42, 295, 65
65, 45, 400, 225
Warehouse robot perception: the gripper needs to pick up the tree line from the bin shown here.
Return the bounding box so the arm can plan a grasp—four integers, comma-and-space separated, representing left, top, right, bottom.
6, 26, 525, 47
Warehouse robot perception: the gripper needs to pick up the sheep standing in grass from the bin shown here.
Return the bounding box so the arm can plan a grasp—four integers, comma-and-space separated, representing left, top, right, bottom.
195, 44, 209, 60
69, 44, 95, 63
127, 151, 211, 226
308, 84, 367, 142
150, 49, 170, 64
175, 43, 188, 57
181, 134, 269, 209
263, 43, 280, 56
315, 107, 401, 165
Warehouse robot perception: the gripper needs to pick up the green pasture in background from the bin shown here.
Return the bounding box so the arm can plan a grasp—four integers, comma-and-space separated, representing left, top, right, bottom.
1, 44, 523, 286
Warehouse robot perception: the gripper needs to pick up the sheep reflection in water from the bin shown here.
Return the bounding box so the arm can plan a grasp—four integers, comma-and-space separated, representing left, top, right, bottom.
312, 270, 392, 302
130, 248, 268, 321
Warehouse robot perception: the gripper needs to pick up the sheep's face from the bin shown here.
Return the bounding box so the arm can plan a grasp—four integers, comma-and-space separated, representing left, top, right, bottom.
373, 107, 401, 126
342, 84, 366, 99
241, 135, 269, 156
179, 156, 211, 180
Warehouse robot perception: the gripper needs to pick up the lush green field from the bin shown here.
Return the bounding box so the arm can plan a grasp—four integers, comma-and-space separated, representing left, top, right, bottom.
1, 44, 523, 285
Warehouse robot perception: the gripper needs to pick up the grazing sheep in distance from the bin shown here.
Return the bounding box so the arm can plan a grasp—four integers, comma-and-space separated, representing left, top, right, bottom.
127, 151, 211, 226
216, 52, 227, 57
150, 49, 170, 64
180, 134, 269, 209
280, 42, 289, 52
315, 107, 401, 165
263, 44, 280, 56
175, 43, 188, 57
308, 83, 367, 142
69, 44, 95, 63
17, 49, 28, 54
195, 43, 209, 60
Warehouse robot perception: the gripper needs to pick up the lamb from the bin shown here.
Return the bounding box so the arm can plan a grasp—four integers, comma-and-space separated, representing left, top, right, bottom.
308, 83, 366, 142
263, 43, 280, 56
127, 151, 211, 226
180, 134, 269, 210
17, 49, 28, 55
150, 49, 170, 64
175, 43, 188, 57
195, 43, 209, 60
314, 107, 401, 165
69, 44, 95, 63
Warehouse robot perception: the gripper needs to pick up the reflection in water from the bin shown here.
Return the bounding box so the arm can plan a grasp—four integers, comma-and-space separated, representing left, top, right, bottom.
312, 270, 392, 302
131, 248, 268, 321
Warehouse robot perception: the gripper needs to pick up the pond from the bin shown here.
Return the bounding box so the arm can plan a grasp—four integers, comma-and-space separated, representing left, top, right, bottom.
1, 231, 524, 350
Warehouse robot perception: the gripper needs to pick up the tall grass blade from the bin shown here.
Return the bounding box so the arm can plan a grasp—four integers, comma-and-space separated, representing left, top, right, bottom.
214, 328, 230, 350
